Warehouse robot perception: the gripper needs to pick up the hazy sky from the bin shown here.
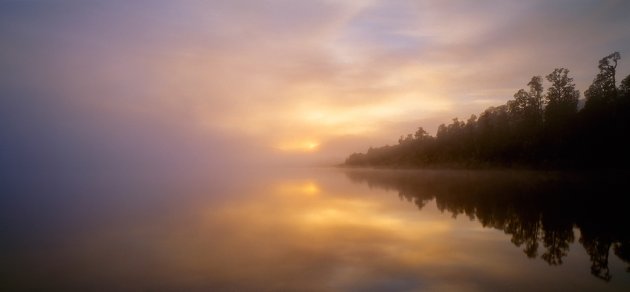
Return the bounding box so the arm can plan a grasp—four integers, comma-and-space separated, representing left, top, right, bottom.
2, 0, 630, 171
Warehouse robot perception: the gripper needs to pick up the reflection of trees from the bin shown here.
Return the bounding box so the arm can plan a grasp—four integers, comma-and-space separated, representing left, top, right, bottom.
345, 169, 630, 281
580, 231, 612, 281
506, 211, 541, 258
541, 223, 574, 265
614, 241, 630, 273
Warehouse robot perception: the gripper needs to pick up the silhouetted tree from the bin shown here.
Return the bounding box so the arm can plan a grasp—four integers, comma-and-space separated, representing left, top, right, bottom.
414, 127, 429, 141
619, 74, 630, 99
528, 75, 545, 120
585, 52, 620, 110
509, 76, 544, 127
618, 74, 630, 113
544, 68, 579, 127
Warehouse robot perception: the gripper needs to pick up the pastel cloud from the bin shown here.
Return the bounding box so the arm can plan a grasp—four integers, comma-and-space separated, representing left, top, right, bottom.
2, 0, 630, 169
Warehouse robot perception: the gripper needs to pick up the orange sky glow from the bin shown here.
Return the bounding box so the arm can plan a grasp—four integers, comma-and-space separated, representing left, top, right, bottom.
2, 0, 630, 167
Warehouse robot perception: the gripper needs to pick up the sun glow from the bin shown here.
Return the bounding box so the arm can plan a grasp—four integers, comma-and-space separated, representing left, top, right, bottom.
276, 140, 321, 152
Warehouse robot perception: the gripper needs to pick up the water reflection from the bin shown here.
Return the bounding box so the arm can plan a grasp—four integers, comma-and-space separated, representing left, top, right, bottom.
3, 168, 630, 290
344, 169, 630, 281
3, 171, 482, 291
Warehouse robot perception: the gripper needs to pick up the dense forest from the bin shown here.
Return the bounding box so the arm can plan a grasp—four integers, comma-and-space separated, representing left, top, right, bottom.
344, 52, 630, 168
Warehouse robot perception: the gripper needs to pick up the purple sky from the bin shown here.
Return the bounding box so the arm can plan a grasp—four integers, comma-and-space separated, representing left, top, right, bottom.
2, 0, 630, 169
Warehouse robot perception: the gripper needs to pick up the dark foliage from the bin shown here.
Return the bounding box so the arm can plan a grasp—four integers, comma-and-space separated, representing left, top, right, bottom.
345, 52, 630, 169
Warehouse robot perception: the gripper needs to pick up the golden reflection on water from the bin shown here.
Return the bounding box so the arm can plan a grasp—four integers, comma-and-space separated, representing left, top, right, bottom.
187, 175, 524, 291
7, 169, 628, 291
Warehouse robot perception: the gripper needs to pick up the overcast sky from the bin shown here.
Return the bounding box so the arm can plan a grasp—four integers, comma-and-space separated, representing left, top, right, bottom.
2, 0, 630, 171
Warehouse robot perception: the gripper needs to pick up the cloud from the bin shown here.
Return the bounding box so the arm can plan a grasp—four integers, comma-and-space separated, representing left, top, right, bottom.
2, 0, 630, 167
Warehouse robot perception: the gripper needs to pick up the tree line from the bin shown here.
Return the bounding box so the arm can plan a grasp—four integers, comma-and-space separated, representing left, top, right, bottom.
345, 52, 630, 169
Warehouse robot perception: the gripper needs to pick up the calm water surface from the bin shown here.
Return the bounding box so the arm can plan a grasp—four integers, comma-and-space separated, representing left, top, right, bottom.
2, 168, 629, 291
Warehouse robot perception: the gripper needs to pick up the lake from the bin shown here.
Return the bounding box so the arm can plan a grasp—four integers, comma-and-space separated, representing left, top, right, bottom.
2, 168, 629, 291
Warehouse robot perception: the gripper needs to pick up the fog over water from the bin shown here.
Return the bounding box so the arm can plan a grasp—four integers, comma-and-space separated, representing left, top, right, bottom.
3, 1, 630, 290
3, 168, 630, 291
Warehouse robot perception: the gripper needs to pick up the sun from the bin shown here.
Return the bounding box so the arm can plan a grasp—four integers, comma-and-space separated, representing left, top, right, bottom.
276, 140, 321, 153
304, 142, 320, 151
